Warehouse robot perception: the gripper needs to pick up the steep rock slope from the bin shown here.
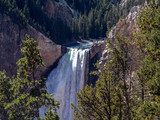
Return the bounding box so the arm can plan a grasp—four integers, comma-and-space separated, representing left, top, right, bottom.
108, 5, 143, 39
45, 0, 73, 24
100, 4, 144, 81
0, 13, 66, 77
88, 40, 106, 85
87, 5, 144, 85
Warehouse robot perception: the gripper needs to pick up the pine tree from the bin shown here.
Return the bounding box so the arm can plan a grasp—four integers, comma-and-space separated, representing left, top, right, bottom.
134, 0, 160, 119
0, 71, 12, 120
72, 35, 134, 120
72, 69, 124, 120
0, 35, 59, 120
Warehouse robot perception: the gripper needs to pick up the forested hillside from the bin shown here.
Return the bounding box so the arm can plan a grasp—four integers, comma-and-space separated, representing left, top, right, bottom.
65, 0, 146, 39
0, 0, 72, 44
65, 0, 121, 13
72, 0, 160, 119
0, 0, 159, 120
0, 35, 60, 120
0, 0, 146, 44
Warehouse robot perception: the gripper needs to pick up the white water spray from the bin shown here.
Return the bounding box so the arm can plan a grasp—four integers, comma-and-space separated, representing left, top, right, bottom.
41, 46, 90, 120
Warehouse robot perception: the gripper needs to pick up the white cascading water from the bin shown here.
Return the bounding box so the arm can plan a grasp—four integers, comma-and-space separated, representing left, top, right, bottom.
42, 46, 90, 120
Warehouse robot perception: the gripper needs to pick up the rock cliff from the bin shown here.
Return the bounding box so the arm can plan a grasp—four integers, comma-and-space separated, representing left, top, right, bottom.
0, 13, 66, 77
108, 5, 144, 39
88, 5, 144, 73
103, 5, 144, 62
45, 0, 74, 24
88, 40, 106, 85
99, 4, 145, 82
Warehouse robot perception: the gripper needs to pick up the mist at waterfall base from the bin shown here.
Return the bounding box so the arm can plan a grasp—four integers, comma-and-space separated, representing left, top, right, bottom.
39, 42, 92, 120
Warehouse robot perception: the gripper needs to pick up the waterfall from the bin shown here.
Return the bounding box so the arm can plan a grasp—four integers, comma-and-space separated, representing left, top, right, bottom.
43, 47, 90, 120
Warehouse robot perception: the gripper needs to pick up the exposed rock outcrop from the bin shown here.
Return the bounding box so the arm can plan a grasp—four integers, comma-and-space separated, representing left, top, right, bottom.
0, 13, 66, 77
108, 5, 144, 39
45, 0, 73, 24
88, 40, 106, 85
90, 40, 106, 60
103, 5, 144, 64
99, 4, 145, 83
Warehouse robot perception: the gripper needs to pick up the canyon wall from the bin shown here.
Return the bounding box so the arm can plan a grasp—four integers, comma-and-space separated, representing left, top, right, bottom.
0, 13, 66, 77
45, 0, 74, 24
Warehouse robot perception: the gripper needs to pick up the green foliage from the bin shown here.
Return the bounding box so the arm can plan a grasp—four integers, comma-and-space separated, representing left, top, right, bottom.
65, 0, 121, 14
0, 35, 59, 120
135, 99, 160, 120
0, 0, 72, 44
133, 0, 160, 119
136, 0, 160, 95
70, 0, 145, 39
42, 106, 59, 120
72, 0, 160, 116
0, 0, 27, 28
72, 35, 135, 120
17, 35, 44, 79
72, 71, 122, 120
0, 71, 12, 118
0, 0, 146, 44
